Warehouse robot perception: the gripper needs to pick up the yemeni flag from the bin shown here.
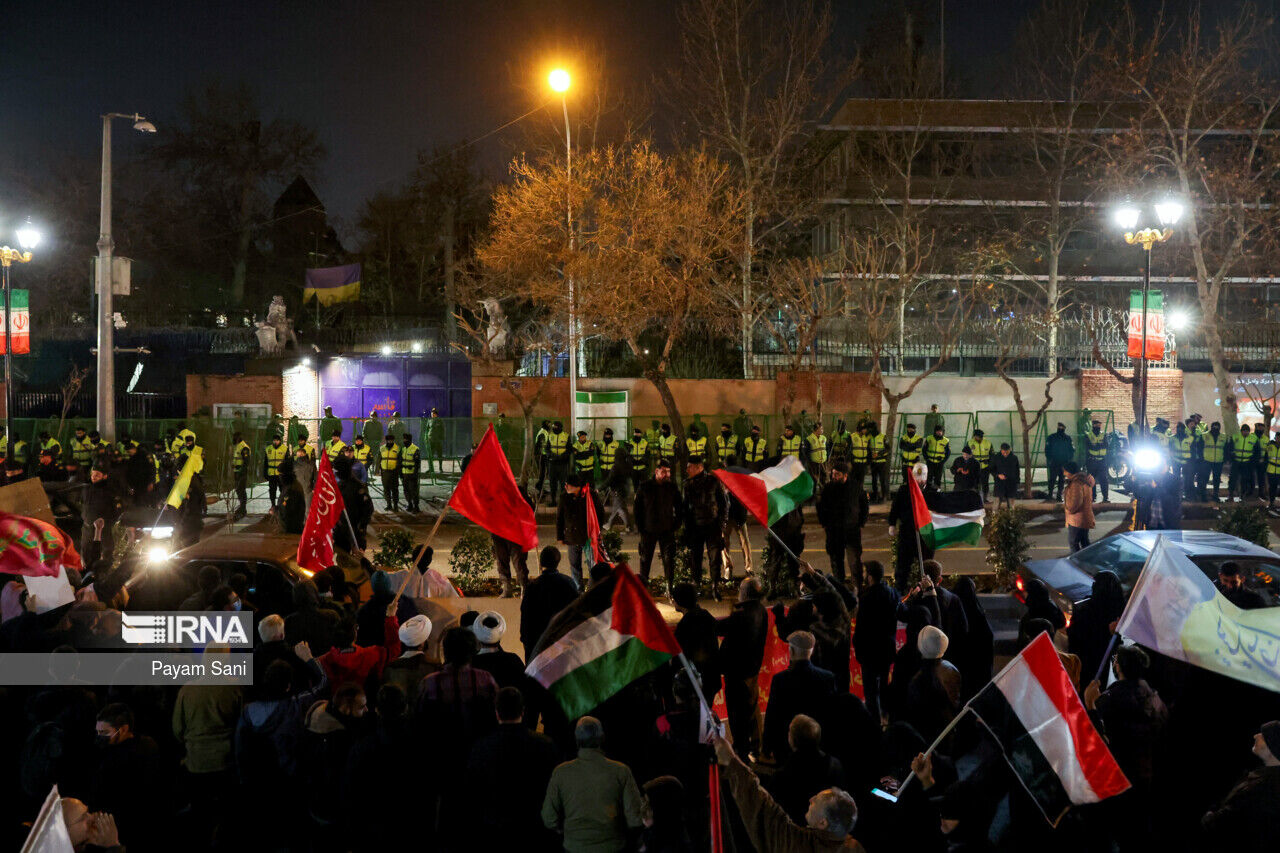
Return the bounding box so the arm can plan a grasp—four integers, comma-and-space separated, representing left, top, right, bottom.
713, 456, 813, 528
448, 425, 538, 551
968, 632, 1130, 825
0, 513, 82, 578
527, 563, 682, 718
908, 474, 983, 549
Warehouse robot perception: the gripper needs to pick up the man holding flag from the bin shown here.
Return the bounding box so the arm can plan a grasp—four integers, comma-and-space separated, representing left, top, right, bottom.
556, 474, 603, 590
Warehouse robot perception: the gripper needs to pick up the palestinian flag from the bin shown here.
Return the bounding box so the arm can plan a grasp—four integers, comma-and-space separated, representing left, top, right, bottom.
527, 563, 681, 718
908, 474, 983, 549
713, 456, 813, 528
969, 632, 1130, 825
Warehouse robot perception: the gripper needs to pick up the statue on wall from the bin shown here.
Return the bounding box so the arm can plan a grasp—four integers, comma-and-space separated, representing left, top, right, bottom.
479, 297, 510, 357
255, 295, 299, 356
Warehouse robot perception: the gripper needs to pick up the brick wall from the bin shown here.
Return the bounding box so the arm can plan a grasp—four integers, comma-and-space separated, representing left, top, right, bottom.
1081, 368, 1183, 427
281, 366, 319, 420
186, 374, 284, 417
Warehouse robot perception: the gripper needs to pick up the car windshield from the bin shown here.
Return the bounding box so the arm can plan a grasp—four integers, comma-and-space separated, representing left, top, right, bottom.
1069, 537, 1152, 587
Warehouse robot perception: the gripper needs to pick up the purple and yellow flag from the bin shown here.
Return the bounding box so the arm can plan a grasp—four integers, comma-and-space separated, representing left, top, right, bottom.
304, 263, 361, 306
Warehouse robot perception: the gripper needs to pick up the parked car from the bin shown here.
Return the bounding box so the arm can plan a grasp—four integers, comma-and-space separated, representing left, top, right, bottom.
1019, 530, 1280, 621
123, 532, 366, 611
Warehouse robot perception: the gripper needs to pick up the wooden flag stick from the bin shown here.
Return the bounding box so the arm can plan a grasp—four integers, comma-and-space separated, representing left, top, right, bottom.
391, 499, 450, 608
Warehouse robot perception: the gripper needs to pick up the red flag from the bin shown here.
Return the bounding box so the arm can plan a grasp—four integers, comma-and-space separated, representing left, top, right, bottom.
0, 513, 81, 578
448, 425, 538, 552
297, 451, 346, 573
584, 484, 607, 564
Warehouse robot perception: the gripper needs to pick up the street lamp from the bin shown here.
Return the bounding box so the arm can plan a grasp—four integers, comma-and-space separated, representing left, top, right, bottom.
1114, 197, 1183, 435
548, 68, 578, 433
97, 112, 156, 442
1, 219, 39, 462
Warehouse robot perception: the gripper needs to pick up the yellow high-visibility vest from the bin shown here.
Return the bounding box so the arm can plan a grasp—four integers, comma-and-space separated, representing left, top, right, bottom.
743, 436, 768, 463
899, 434, 923, 463
70, 436, 95, 465
806, 433, 828, 464
715, 434, 737, 462
1268, 442, 1280, 475
265, 442, 288, 475
779, 435, 802, 458
546, 432, 569, 457
1172, 436, 1194, 463
1085, 432, 1108, 459
924, 435, 949, 463
969, 437, 992, 468
380, 444, 400, 471
572, 440, 595, 471
597, 439, 620, 471
685, 436, 707, 457
629, 439, 649, 461
1202, 433, 1225, 464
849, 433, 870, 463
400, 443, 420, 474
326, 438, 347, 461
869, 434, 887, 461
352, 444, 371, 464
233, 441, 252, 473
658, 434, 677, 458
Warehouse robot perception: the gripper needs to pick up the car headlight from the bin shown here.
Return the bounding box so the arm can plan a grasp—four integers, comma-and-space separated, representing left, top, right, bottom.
147, 546, 170, 564
1131, 444, 1164, 475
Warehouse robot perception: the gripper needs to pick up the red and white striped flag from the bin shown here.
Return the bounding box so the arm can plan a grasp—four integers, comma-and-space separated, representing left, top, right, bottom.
968, 632, 1130, 825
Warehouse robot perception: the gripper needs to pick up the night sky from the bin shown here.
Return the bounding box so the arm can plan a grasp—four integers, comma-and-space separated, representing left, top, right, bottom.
4, 0, 1042, 237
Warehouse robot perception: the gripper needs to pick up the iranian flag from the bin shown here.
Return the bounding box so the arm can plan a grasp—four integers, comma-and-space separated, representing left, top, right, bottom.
713, 456, 813, 528
908, 473, 983, 549
526, 563, 682, 718
968, 632, 1130, 825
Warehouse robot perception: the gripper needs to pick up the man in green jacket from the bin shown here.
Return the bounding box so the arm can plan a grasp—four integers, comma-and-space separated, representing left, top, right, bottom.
541, 717, 644, 853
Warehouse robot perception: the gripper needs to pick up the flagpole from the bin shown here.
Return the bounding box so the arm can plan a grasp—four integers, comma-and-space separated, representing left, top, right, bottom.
676, 651, 722, 739
895, 706, 973, 797
391, 505, 450, 608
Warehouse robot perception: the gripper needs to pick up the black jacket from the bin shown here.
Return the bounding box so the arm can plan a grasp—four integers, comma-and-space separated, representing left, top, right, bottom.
1202, 765, 1280, 853
853, 582, 901, 670
634, 478, 683, 536
767, 746, 847, 825
464, 723, 562, 851
762, 660, 836, 760
950, 456, 980, 492
555, 489, 603, 546
816, 479, 868, 534
991, 452, 1020, 494
934, 586, 970, 664
520, 569, 579, 655
1045, 430, 1074, 464
474, 647, 528, 690
717, 599, 769, 679
674, 604, 720, 687
682, 471, 727, 528
1092, 679, 1167, 787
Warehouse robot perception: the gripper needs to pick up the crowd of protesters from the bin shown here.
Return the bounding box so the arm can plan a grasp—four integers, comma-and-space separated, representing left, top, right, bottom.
3, 527, 1279, 853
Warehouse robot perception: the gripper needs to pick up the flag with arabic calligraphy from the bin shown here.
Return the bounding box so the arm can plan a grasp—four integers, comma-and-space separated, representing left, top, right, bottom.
297, 451, 346, 573
1117, 535, 1280, 694
0, 512, 82, 578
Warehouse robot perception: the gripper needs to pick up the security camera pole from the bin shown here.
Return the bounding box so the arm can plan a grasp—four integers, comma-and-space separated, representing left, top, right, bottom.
96, 112, 155, 442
